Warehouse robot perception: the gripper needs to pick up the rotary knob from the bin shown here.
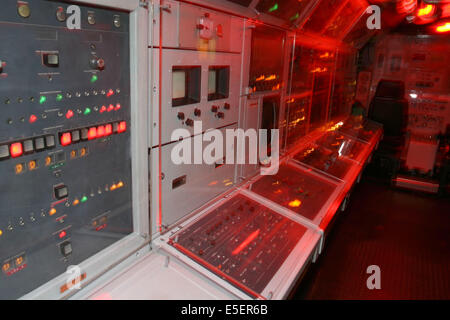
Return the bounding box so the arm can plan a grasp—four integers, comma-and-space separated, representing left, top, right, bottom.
90, 57, 105, 70
224, 103, 230, 110
185, 119, 194, 127
194, 108, 201, 117
216, 112, 225, 119
177, 112, 185, 120
211, 105, 219, 113
0, 60, 3, 74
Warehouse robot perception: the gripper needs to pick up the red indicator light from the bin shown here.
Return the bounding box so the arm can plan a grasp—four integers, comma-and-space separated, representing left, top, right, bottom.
105, 124, 113, 136
88, 127, 97, 140
97, 125, 105, 138
106, 89, 114, 98
100, 105, 107, 113
107, 104, 114, 112
29, 115, 37, 124
115, 103, 121, 111
66, 110, 74, 119
60, 132, 72, 146
59, 230, 67, 239
232, 229, 260, 255
10, 143, 23, 158
118, 121, 126, 133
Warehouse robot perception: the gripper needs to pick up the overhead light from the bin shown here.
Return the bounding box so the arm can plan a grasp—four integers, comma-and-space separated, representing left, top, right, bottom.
410, 93, 418, 99
436, 22, 450, 33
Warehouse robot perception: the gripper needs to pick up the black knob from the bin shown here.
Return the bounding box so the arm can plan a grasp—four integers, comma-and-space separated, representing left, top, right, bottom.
216, 112, 225, 119
0, 60, 3, 73
211, 105, 219, 113
177, 112, 185, 120
194, 108, 201, 117
224, 103, 230, 110
185, 119, 194, 127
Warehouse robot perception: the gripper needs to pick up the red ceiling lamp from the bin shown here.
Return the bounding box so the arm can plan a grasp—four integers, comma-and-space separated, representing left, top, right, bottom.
414, 3, 438, 24
397, 0, 418, 14
435, 21, 450, 32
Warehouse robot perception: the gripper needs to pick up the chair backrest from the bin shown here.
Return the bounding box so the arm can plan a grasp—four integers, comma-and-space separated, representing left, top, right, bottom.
369, 80, 408, 137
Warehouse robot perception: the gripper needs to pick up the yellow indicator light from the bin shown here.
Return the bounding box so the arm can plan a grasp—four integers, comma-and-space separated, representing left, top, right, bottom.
45, 156, 52, 166
117, 181, 124, 188
28, 160, 37, 170
49, 208, 57, 216
15, 163, 24, 174
73, 199, 80, 206
70, 150, 77, 159
2, 263, 10, 272
110, 184, 117, 191
0, 229, 3, 236
16, 257, 23, 265
80, 147, 87, 157
288, 199, 302, 208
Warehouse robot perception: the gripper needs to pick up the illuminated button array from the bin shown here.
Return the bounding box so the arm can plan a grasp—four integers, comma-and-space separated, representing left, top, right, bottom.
0, 135, 55, 161
59, 121, 127, 147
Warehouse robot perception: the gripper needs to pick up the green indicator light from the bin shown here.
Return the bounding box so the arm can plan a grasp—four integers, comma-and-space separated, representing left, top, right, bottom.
268, 3, 278, 12
91, 74, 98, 83
81, 196, 88, 203
290, 12, 299, 21
56, 94, 63, 102
84, 107, 91, 115
39, 96, 47, 104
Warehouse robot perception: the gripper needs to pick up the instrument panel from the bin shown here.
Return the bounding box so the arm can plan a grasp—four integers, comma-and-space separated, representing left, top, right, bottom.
0, 0, 133, 299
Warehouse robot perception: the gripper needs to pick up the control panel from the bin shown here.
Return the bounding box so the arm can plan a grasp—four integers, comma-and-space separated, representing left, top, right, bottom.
248, 164, 339, 223
170, 193, 308, 298
338, 118, 383, 144
315, 130, 368, 163
292, 144, 354, 180
0, 0, 132, 299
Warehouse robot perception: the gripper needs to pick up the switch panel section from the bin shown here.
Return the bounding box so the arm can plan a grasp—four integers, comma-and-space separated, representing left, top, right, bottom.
169, 193, 311, 298
0, 0, 132, 299
157, 125, 237, 229
153, 49, 241, 146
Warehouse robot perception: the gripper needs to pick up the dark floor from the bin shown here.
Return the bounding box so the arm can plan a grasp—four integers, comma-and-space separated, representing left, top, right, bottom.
293, 177, 450, 300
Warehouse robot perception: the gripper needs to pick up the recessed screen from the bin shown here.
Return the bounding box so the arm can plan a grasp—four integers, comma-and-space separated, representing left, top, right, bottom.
173, 71, 186, 99
208, 66, 230, 101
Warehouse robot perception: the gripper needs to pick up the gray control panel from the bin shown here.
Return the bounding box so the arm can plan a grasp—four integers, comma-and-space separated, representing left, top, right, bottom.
0, 0, 133, 299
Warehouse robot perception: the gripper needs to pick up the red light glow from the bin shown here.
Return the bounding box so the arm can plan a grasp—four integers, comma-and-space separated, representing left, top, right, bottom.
10, 143, 23, 158
105, 124, 113, 136
29, 115, 37, 124
100, 105, 107, 113
436, 22, 450, 33
107, 104, 114, 112
59, 231, 67, 239
60, 132, 72, 146
232, 229, 260, 255
106, 89, 114, 98
66, 110, 74, 119
97, 125, 105, 138
118, 121, 126, 133
417, 4, 434, 17
88, 127, 97, 140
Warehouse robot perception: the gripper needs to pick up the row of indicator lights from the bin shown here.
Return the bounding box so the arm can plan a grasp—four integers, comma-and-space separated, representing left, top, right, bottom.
13, 148, 89, 175
2, 255, 27, 276
0, 180, 123, 238
60, 121, 127, 147
2, 88, 120, 105
71, 181, 125, 207
64, 104, 122, 119
0, 135, 55, 161
39, 89, 119, 104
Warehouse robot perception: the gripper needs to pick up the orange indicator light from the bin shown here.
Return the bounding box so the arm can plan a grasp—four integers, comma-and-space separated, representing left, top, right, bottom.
49, 208, 57, 216
288, 199, 302, 208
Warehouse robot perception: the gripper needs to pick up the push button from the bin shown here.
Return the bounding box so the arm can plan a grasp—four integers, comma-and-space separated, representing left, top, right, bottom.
60, 241, 72, 257
10, 143, 23, 158
80, 128, 88, 141
43, 53, 59, 68
0, 145, 10, 160
23, 140, 34, 154
45, 135, 55, 148
54, 185, 68, 200
34, 137, 45, 151
71, 130, 80, 143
